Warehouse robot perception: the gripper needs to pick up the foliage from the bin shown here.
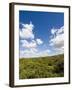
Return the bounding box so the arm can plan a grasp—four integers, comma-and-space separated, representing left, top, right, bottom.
19, 54, 64, 79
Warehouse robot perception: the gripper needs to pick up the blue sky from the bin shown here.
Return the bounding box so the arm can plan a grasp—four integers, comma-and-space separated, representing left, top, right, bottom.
19, 10, 64, 58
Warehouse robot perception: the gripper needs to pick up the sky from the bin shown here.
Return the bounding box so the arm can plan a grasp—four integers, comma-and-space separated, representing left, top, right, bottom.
19, 10, 64, 58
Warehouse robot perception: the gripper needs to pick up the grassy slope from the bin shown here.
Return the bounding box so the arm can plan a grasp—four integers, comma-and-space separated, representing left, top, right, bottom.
19, 54, 64, 79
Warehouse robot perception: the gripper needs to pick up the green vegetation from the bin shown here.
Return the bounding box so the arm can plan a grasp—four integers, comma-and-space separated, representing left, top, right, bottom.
19, 54, 64, 79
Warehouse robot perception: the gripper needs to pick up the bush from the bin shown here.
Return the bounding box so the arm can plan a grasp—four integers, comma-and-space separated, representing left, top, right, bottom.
19, 54, 64, 79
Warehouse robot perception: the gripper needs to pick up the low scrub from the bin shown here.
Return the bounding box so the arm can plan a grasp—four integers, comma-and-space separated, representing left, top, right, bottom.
19, 54, 64, 79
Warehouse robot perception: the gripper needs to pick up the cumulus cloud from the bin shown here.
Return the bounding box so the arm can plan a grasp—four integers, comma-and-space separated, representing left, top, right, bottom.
51, 28, 57, 35
57, 26, 64, 35
20, 40, 37, 48
36, 39, 43, 45
50, 34, 64, 48
20, 21, 34, 39
49, 26, 64, 53
19, 21, 44, 58
20, 22, 43, 49
20, 39, 43, 49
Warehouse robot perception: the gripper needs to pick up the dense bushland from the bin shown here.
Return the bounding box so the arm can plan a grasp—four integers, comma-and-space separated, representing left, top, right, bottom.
19, 54, 64, 79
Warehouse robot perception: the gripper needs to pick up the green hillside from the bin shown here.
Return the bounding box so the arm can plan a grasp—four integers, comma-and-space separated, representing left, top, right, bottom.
19, 54, 64, 79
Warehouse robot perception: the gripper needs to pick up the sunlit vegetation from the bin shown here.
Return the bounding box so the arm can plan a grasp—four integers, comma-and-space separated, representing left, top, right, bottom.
19, 54, 64, 79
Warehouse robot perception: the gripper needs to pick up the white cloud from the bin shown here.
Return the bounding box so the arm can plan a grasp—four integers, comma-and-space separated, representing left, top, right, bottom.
37, 49, 51, 57
20, 38, 43, 49
46, 49, 51, 53
37, 51, 48, 57
21, 40, 37, 48
51, 28, 57, 35
30, 48, 38, 53
36, 39, 43, 45
20, 48, 37, 55
57, 26, 64, 35
20, 22, 43, 49
19, 21, 45, 58
20, 49, 50, 58
49, 26, 64, 54
20, 21, 34, 39
50, 34, 64, 48
20, 48, 38, 58
20, 49, 31, 58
